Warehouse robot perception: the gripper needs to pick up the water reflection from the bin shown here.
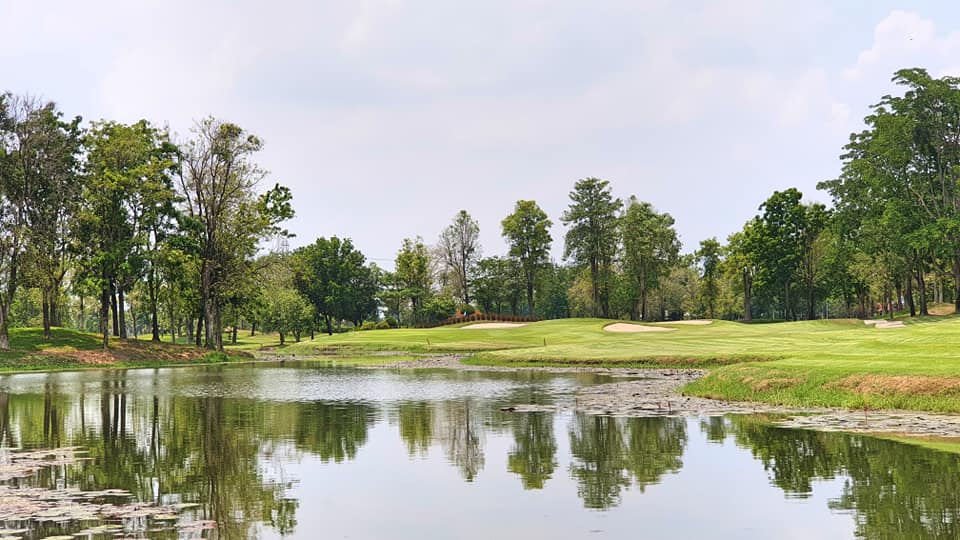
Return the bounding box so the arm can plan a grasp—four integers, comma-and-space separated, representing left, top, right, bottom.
1, 367, 960, 538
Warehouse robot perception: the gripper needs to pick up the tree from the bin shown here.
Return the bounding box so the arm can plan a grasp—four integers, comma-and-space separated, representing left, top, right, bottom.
439, 210, 481, 305
619, 197, 679, 320
79, 120, 180, 348
0, 93, 27, 349
292, 237, 378, 335
13, 98, 82, 339
394, 237, 432, 323
177, 118, 293, 350
501, 200, 552, 313
696, 238, 722, 318
725, 221, 759, 321
561, 178, 622, 318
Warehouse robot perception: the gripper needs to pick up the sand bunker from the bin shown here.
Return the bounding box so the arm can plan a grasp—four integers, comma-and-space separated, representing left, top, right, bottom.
864, 319, 905, 329
663, 319, 713, 326
604, 323, 675, 333
461, 322, 529, 329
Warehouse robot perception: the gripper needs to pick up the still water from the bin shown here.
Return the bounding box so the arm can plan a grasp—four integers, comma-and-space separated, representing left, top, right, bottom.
0, 363, 958, 539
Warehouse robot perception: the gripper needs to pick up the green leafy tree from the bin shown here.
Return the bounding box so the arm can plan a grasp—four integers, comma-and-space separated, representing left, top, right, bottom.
696, 238, 722, 318
394, 236, 432, 323
501, 200, 552, 313
292, 237, 378, 335
561, 178, 622, 318
439, 210, 481, 305
177, 118, 293, 350
620, 198, 679, 320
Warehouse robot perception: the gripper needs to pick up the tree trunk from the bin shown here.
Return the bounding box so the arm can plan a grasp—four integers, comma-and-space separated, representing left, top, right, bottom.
250, 322, 256, 337
149, 266, 160, 342
806, 279, 815, 321
100, 286, 111, 350
917, 269, 929, 316
279, 331, 285, 345
742, 271, 752, 322
526, 275, 534, 316
110, 285, 119, 337
325, 314, 333, 336
41, 292, 51, 340
0, 310, 10, 351
195, 315, 203, 347
906, 275, 916, 317
186, 314, 194, 344
953, 255, 960, 312
231, 326, 237, 344
118, 287, 128, 339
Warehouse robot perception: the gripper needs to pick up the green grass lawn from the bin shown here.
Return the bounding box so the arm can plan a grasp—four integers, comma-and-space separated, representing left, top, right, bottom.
0, 327, 251, 373
232, 315, 960, 413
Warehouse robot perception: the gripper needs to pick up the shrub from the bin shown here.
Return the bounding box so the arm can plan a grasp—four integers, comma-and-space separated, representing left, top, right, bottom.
375, 320, 391, 330
359, 321, 378, 331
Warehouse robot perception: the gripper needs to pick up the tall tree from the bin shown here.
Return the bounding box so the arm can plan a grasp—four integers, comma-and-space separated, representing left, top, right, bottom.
696, 238, 722, 319
725, 221, 759, 322
79, 120, 179, 348
501, 200, 552, 314
394, 237, 432, 322
293, 237, 378, 335
439, 210, 480, 305
0, 93, 30, 349
561, 178, 622, 318
619, 197, 679, 320
177, 118, 293, 350
14, 98, 82, 339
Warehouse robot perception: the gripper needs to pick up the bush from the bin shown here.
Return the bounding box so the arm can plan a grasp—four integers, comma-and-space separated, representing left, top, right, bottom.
359, 321, 378, 331
384, 316, 399, 328
375, 320, 391, 330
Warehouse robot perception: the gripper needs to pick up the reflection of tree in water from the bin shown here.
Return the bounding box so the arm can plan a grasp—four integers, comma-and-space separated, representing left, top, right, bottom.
396, 401, 433, 457
0, 372, 300, 539
622, 417, 686, 492
728, 415, 960, 539
508, 412, 557, 489
437, 399, 485, 482
568, 414, 687, 509
293, 400, 377, 463
699, 416, 728, 443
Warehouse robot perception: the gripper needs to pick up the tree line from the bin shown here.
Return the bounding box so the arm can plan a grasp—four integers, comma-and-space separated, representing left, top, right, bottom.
2, 67, 957, 345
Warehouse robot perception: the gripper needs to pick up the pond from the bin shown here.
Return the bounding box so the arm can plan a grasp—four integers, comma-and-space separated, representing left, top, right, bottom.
0, 363, 958, 539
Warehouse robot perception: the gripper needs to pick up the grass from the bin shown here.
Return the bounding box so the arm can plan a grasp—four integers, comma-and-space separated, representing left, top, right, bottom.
225, 313, 960, 413
0, 327, 252, 373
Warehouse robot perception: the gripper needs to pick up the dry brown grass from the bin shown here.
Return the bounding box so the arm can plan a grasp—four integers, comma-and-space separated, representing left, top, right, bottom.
829, 374, 960, 396
741, 375, 802, 392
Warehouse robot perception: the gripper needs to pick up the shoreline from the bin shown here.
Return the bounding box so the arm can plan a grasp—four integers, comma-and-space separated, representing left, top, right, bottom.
367, 355, 960, 440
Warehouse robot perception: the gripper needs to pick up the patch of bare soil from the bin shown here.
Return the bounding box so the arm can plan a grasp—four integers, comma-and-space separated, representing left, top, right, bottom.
604, 323, 675, 333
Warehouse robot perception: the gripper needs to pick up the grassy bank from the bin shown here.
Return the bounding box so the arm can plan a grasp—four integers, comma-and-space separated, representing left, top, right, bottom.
0, 327, 252, 373
231, 314, 960, 413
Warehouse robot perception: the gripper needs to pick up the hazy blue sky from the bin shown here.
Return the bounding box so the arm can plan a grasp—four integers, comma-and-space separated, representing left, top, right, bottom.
5, 1, 960, 266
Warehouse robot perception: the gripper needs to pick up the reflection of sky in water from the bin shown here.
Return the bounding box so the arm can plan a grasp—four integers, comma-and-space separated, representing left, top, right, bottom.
3, 365, 955, 539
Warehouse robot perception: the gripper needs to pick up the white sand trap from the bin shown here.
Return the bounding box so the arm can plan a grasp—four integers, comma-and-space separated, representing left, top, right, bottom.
664, 319, 713, 326
604, 323, 675, 333
461, 322, 529, 329
865, 319, 905, 328
875, 321, 905, 329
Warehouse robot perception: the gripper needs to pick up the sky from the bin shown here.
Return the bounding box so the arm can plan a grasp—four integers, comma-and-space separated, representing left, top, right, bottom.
5, 1, 960, 267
